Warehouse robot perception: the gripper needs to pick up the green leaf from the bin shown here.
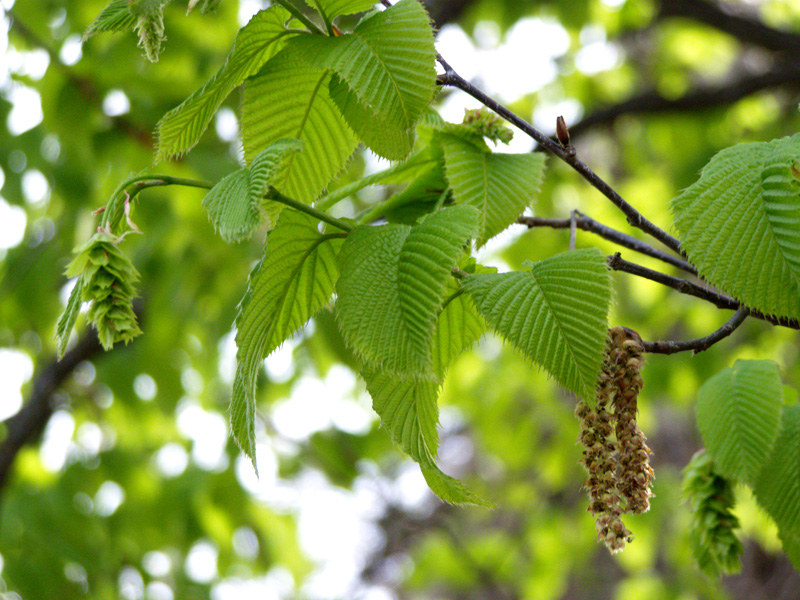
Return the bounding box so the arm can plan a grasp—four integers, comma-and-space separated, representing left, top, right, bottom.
327, 74, 415, 160
442, 133, 546, 246
755, 404, 800, 546
696, 359, 783, 485
310, 0, 376, 20
363, 367, 490, 506
55, 278, 84, 358
155, 6, 295, 161
671, 132, 800, 319
293, 0, 436, 159
463, 248, 611, 401
202, 169, 253, 243
432, 260, 492, 378
231, 209, 344, 463
336, 205, 480, 375
83, 0, 137, 40
242, 43, 358, 202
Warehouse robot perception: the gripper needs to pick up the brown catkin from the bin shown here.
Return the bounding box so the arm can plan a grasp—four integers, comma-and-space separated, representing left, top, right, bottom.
576, 326, 654, 553
576, 338, 631, 553
609, 327, 654, 514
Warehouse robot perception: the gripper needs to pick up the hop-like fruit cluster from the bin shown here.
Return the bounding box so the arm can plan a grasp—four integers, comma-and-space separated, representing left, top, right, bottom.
66, 232, 142, 350
683, 449, 742, 577
576, 326, 653, 553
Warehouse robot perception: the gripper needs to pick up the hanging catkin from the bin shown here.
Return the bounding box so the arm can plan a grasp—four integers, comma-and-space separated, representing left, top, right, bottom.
576, 326, 653, 553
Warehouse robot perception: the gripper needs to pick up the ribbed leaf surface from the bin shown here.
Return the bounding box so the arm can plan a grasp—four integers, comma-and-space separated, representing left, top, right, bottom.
696, 359, 783, 485
231, 210, 344, 463
672, 132, 800, 319
293, 0, 436, 159
336, 205, 480, 375
763, 145, 800, 279
755, 405, 800, 545
442, 134, 546, 246
155, 6, 295, 162
363, 368, 490, 505
242, 44, 358, 202
463, 249, 611, 401
311, 0, 376, 19
327, 75, 415, 160
203, 139, 303, 242
202, 169, 253, 243
83, 0, 137, 40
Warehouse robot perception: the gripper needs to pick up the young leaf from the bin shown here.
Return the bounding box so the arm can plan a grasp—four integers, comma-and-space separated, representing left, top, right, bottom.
696, 359, 783, 485
242, 44, 358, 202
231, 209, 344, 463
55, 278, 84, 358
363, 367, 490, 506
83, 0, 138, 41
463, 248, 611, 401
754, 404, 800, 547
292, 0, 436, 160
672, 132, 800, 319
336, 204, 480, 376
442, 133, 546, 246
310, 0, 376, 20
203, 170, 252, 243
155, 6, 295, 161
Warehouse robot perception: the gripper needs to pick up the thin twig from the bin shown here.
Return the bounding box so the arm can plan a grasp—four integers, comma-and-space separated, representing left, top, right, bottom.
607, 253, 800, 330
436, 56, 684, 257
641, 306, 750, 355
568, 210, 577, 251
518, 214, 696, 274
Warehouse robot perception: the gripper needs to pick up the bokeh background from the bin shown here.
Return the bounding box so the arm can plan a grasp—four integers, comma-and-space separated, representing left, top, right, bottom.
1, 0, 800, 598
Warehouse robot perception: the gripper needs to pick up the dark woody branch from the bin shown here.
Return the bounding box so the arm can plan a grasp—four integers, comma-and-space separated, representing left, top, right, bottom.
436, 57, 685, 257
607, 253, 800, 330
641, 306, 750, 355
517, 213, 697, 275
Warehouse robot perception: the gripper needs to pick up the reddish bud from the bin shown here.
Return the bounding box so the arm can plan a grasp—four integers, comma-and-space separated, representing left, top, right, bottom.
556, 115, 570, 146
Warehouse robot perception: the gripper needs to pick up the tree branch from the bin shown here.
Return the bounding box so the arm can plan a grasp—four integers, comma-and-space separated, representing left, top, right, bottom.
436, 56, 685, 257
641, 306, 750, 355
0, 330, 102, 492
656, 0, 800, 54
568, 62, 800, 138
607, 253, 800, 330
517, 213, 697, 274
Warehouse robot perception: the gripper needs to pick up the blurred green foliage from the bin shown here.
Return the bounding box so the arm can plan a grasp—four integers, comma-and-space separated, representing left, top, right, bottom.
2, 0, 800, 599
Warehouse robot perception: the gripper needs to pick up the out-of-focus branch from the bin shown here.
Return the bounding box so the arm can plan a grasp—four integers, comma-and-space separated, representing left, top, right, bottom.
568, 62, 800, 138
0, 330, 102, 492
657, 0, 800, 54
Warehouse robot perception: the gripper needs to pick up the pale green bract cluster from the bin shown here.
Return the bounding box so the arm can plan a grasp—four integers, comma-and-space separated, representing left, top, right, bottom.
691, 360, 800, 572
